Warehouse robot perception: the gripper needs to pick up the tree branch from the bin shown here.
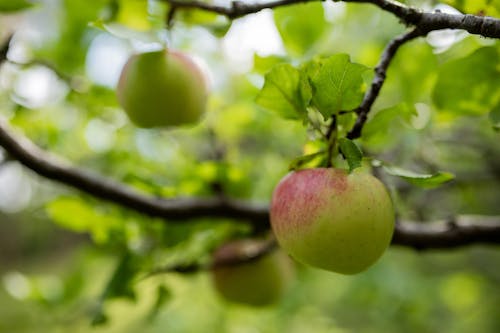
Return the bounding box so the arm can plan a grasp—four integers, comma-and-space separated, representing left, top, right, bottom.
160, 0, 317, 19
150, 214, 500, 274
160, 0, 500, 38
347, 28, 423, 139
0, 117, 499, 249
349, 0, 500, 38
0, 116, 269, 228
392, 216, 500, 250
152, 215, 500, 275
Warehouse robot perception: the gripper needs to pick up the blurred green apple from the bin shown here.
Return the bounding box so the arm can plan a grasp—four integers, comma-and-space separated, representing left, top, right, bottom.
270, 167, 395, 274
212, 239, 293, 306
117, 49, 207, 128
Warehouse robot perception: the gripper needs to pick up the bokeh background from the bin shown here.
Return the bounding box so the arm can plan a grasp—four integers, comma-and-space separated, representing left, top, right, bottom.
0, 0, 499, 332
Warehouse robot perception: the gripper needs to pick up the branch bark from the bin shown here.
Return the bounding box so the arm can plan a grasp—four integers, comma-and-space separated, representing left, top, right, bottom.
150, 213, 500, 272
160, 0, 317, 19
350, 0, 500, 38
0, 117, 269, 228
161, 0, 500, 38
392, 216, 500, 250
347, 28, 423, 139
0, 117, 499, 249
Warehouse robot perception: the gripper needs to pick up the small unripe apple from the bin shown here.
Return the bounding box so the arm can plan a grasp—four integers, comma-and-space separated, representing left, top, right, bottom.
270, 168, 395, 274
211, 239, 293, 306
117, 49, 207, 128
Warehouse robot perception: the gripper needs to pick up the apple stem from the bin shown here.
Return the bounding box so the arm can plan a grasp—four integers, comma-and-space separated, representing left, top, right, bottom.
325, 115, 338, 168
166, 5, 178, 29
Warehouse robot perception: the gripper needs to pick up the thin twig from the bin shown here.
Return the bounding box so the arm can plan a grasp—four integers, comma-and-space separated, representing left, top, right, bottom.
347, 28, 424, 139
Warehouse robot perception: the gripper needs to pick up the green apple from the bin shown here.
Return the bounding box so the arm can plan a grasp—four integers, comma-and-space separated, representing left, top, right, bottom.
211, 239, 293, 306
270, 167, 395, 274
117, 49, 207, 128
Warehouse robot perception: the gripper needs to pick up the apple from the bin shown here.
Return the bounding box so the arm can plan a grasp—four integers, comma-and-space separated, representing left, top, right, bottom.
211, 239, 293, 306
270, 167, 395, 274
117, 49, 207, 128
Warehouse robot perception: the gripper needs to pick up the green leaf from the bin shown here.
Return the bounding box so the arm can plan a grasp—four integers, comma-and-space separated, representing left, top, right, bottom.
253, 54, 287, 74
89, 21, 161, 43
433, 47, 500, 116
0, 0, 34, 12
46, 197, 123, 244
146, 284, 172, 321
337, 112, 357, 137
92, 252, 138, 326
46, 197, 94, 233
383, 166, 455, 188
273, 2, 327, 57
385, 41, 437, 104
177, 7, 220, 25
102, 253, 137, 301
288, 150, 326, 170
339, 138, 363, 172
308, 54, 369, 118
489, 101, 500, 131
256, 64, 310, 119
178, 9, 231, 37
90, 311, 108, 326
362, 104, 417, 142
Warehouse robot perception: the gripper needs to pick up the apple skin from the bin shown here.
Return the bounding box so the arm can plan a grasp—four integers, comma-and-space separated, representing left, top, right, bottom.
117, 49, 207, 128
212, 240, 293, 307
270, 168, 395, 275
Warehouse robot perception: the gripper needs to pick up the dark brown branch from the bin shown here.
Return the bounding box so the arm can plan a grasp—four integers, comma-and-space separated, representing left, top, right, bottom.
149, 236, 278, 275
211, 236, 278, 268
153, 216, 500, 275
160, 0, 500, 38
347, 28, 423, 139
349, 0, 500, 38
392, 216, 500, 250
0, 117, 269, 227
160, 0, 317, 19
0, 117, 499, 249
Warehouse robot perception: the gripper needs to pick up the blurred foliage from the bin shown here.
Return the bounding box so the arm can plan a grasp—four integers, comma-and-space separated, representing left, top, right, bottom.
0, 0, 499, 332
0, 0, 35, 13
433, 47, 500, 116
442, 0, 500, 16
273, 2, 327, 58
